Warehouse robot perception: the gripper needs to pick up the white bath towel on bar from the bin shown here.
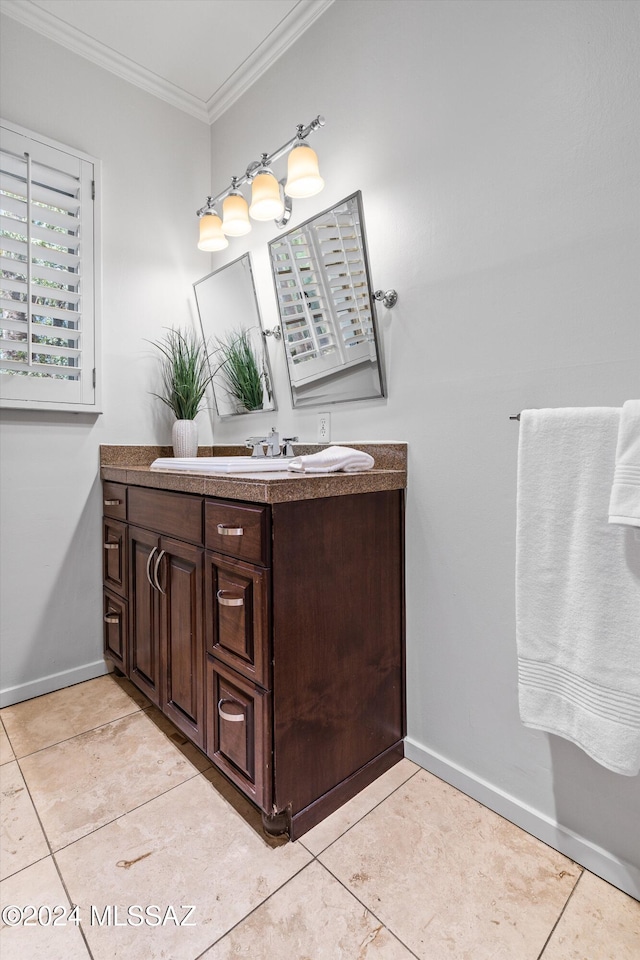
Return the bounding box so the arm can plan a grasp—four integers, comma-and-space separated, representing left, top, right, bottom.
609, 399, 640, 528
516, 407, 640, 776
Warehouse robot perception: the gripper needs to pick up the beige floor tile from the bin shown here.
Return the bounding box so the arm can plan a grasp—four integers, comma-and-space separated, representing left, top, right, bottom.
540, 870, 640, 959
319, 769, 581, 960
204, 859, 415, 959
0, 722, 15, 765
0, 856, 90, 960
19, 710, 203, 850
55, 773, 312, 960
302, 758, 419, 855
0, 675, 146, 758
1, 761, 49, 880
0, 760, 49, 880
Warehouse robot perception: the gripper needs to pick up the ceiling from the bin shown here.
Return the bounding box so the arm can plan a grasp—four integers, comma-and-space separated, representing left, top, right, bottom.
2, 0, 334, 123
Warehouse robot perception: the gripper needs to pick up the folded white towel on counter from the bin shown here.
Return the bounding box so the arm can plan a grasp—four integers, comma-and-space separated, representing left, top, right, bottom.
149, 457, 288, 474
609, 399, 640, 528
516, 407, 640, 776
287, 445, 375, 473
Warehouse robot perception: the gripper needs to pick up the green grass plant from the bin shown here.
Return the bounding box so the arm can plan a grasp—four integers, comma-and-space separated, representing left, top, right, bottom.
149, 327, 212, 420
213, 328, 266, 412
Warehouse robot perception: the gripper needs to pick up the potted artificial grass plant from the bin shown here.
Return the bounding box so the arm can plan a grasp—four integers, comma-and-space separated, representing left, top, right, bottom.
150, 327, 213, 457
213, 328, 270, 413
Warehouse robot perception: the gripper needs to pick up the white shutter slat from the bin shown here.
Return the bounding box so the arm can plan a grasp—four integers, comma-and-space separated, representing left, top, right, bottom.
0, 314, 81, 341
0, 356, 81, 377
31, 261, 80, 287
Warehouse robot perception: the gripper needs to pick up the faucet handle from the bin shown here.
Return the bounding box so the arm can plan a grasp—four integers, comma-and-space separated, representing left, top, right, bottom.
282, 436, 299, 457
245, 437, 266, 458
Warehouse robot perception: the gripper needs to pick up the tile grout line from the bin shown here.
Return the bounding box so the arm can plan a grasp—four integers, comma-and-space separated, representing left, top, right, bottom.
2, 753, 96, 959
191, 766, 424, 958
535, 868, 585, 960
191, 860, 315, 960
314, 859, 423, 960
2, 704, 145, 763
301, 764, 422, 858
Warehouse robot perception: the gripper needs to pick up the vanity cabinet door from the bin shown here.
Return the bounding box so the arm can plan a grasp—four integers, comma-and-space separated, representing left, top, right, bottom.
103, 589, 128, 673
158, 537, 205, 748
205, 658, 271, 811
204, 553, 270, 688
128, 526, 161, 706
103, 518, 127, 598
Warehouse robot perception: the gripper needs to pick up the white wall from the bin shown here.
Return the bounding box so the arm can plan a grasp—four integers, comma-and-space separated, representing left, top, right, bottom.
205, 0, 640, 894
0, 16, 211, 703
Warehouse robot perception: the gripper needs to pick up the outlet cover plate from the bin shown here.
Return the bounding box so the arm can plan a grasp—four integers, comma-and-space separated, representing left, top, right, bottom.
317, 412, 331, 442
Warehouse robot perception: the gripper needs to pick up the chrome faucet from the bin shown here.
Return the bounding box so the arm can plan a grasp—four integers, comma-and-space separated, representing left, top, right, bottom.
245, 427, 298, 458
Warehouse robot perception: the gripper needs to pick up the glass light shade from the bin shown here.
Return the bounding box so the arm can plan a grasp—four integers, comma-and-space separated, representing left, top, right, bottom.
222, 192, 251, 236
198, 212, 228, 251
285, 143, 324, 198
249, 171, 284, 221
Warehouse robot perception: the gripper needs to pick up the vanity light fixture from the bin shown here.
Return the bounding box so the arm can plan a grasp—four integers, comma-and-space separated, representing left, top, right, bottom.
197, 115, 325, 252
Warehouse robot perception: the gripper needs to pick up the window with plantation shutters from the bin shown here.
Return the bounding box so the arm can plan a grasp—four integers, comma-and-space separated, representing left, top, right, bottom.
0, 120, 100, 410
270, 196, 376, 388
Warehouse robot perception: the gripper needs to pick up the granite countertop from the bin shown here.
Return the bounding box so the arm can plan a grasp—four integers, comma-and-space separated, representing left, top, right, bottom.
100, 443, 407, 504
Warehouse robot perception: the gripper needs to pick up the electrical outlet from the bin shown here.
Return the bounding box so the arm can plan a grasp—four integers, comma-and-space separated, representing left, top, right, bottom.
317, 412, 331, 442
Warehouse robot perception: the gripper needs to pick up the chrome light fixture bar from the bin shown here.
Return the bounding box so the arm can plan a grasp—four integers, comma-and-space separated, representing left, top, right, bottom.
196, 115, 325, 252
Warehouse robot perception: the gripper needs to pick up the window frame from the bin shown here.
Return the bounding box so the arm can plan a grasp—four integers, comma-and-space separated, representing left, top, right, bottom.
0, 118, 102, 413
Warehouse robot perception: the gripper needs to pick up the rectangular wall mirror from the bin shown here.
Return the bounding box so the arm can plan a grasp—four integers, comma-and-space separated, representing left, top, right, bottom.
193, 253, 276, 418
268, 192, 385, 408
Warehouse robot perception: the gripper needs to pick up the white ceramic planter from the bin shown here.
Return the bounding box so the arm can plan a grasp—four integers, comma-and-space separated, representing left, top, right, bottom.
172, 419, 198, 458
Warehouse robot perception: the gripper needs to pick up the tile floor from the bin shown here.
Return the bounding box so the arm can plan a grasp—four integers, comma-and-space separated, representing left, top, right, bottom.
0, 675, 638, 960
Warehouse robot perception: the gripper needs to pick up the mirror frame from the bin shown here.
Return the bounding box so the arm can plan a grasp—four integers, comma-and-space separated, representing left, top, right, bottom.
193, 252, 276, 419
268, 191, 386, 409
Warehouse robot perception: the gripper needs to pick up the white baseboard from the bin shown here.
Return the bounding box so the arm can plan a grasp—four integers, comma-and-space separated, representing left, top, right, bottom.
0, 660, 111, 707
404, 736, 639, 901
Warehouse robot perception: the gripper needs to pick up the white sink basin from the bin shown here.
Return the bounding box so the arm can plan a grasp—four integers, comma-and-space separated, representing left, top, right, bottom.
150, 456, 294, 475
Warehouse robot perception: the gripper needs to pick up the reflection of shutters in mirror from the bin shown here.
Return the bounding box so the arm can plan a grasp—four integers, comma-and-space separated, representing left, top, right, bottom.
270, 198, 374, 386
0, 121, 99, 410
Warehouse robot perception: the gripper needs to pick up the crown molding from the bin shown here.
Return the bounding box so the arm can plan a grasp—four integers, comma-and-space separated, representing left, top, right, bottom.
1, 0, 335, 126
205, 0, 335, 124
1, 0, 210, 122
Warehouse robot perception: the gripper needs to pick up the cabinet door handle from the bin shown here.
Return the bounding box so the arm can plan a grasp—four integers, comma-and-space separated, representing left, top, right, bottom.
153, 550, 166, 595
216, 590, 244, 607
104, 612, 120, 624
218, 698, 245, 722
146, 547, 158, 589
104, 541, 119, 551
103, 499, 122, 506
217, 524, 244, 537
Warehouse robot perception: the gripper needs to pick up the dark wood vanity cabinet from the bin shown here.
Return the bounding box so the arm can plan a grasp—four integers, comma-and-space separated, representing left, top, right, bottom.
102, 479, 405, 840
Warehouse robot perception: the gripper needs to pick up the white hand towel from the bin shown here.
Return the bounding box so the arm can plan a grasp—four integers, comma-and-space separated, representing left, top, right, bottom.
608, 399, 640, 528
516, 408, 640, 776
149, 457, 287, 474
287, 445, 374, 473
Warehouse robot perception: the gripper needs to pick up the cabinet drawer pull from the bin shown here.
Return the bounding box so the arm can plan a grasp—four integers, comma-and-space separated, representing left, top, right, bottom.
218, 699, 245, 722
103, 499, 122, 506
104, 612, 120, 624
216, 590, 244, 607
217, 524, 244, 537
104, 541, 119, 551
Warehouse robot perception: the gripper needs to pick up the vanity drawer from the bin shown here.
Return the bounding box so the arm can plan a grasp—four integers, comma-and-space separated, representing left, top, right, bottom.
103, 518, 128, 598
103, 589, 128, 673
205, 554, 270, 688
128, 487, 203, 545
102, 482, 127, 521
205, 500, 269, 566
205, 658, 271, 811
